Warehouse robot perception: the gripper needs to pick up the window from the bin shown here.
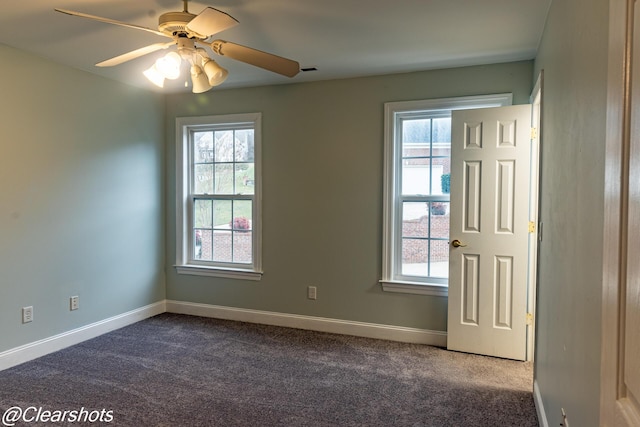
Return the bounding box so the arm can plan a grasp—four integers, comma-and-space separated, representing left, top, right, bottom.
381, 94, 512, 296
176, 113, 262, 280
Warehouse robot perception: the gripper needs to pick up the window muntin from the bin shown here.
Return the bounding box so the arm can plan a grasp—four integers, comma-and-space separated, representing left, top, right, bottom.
382, 94, 512, 296
176, 114, 261, 279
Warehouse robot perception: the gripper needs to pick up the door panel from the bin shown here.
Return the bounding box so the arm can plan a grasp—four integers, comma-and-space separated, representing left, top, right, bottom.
463, 161, 482, 232
448, 104, 531, 361
496, 160, 516, 233
462, 254, 480, 325
494, 255, 513, 328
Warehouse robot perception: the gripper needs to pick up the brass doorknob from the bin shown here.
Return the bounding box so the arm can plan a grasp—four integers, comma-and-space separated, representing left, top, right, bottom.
451, 239, 467, 248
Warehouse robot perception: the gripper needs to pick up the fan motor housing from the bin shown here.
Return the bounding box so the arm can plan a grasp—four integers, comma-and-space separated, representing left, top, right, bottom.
158, 11, 196, 36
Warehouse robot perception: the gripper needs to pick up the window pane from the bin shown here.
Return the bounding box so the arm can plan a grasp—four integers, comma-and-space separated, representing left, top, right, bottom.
430, 240, 449, 278
233, 231, 252, 263
402, 159, 430, 195
214, 164, 234, 194
402, 202, 429, 238
235, 163, 255, 195
402, 119, 431, 143
232, 200, 252, 230
432, 117, 451, 143
194, 229, 212, 261
212, 230, 232, 263
194, 164, 213, 194
430, 202, 450, 238
194, 199, 212, 229
213, 200, 232, 227
234, 129, 254, 162
193, 131, 214, 163
402, 238, 428, 277
215, 130, 234, 162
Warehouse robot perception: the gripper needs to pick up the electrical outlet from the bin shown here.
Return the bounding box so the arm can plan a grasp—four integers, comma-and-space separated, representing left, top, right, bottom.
22, 306, 33, 323
307, 286, 317, 300
70, 296, 79, 311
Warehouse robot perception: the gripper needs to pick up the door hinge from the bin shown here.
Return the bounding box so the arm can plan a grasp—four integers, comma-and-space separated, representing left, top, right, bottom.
531, 127, 538, 140
528, 221, 536, 233
526, 313, 534, 325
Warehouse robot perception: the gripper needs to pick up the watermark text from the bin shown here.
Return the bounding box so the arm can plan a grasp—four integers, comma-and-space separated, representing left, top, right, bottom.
2, 406, 113, 426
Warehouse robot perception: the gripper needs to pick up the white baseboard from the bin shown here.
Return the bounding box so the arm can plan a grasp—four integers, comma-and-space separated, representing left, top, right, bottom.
0, 301, 166, 372
0, 300, 447, 373
533, 379, 548, 427
165, 300, 447, 347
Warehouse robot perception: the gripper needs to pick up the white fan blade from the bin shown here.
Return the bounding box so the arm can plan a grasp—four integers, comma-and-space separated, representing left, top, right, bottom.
55, 8, 169, 38
186, 7, 239, 39
211, 40, 299, 77
96, 42, 174, 67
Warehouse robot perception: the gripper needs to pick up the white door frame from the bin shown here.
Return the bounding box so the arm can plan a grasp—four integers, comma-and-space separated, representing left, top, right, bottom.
600, 0, 640, 425
527, 72, 543, 362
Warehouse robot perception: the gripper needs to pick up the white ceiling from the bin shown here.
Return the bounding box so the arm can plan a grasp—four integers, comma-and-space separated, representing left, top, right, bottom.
0, 0, 551, 93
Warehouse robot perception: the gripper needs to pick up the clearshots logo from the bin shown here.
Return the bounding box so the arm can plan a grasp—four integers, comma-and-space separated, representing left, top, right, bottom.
2, 406, 114, 426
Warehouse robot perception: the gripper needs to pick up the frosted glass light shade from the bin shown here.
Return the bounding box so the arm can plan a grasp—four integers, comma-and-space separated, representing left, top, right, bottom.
155, 52, 181, 80
202, 59, 228, 86
143, 65, 165, 88
190, 65, 213, 93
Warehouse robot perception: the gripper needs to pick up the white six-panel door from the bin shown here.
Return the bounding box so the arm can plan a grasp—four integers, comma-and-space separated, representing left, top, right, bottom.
447, 105, 532, 361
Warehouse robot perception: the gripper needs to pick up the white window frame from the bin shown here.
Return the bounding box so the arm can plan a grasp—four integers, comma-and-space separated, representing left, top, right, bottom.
175, 113, 262, 280
381, 94, 513, 296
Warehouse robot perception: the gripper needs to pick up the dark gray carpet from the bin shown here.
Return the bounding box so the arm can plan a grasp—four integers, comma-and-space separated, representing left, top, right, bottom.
0, 313, 537, 426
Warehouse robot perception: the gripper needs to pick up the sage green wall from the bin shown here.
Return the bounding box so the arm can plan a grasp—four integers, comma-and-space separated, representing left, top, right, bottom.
0, 44, 166, 353
165, 61, 533, 331
533, 0, 608, 425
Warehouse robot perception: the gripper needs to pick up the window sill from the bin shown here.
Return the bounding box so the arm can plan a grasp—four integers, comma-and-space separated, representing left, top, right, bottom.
380, 280, 448, 297
175, 265, 263, 281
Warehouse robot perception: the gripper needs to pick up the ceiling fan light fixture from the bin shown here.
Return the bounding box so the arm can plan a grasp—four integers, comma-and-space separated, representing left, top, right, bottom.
202, 58, 228, 86
56, 4, 300, 91
155, 51, 182, 80
190, 64, 213, 93
143, 64, 165, 88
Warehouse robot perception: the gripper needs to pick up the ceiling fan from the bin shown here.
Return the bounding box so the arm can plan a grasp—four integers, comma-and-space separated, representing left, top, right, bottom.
54, 0, 300, 92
